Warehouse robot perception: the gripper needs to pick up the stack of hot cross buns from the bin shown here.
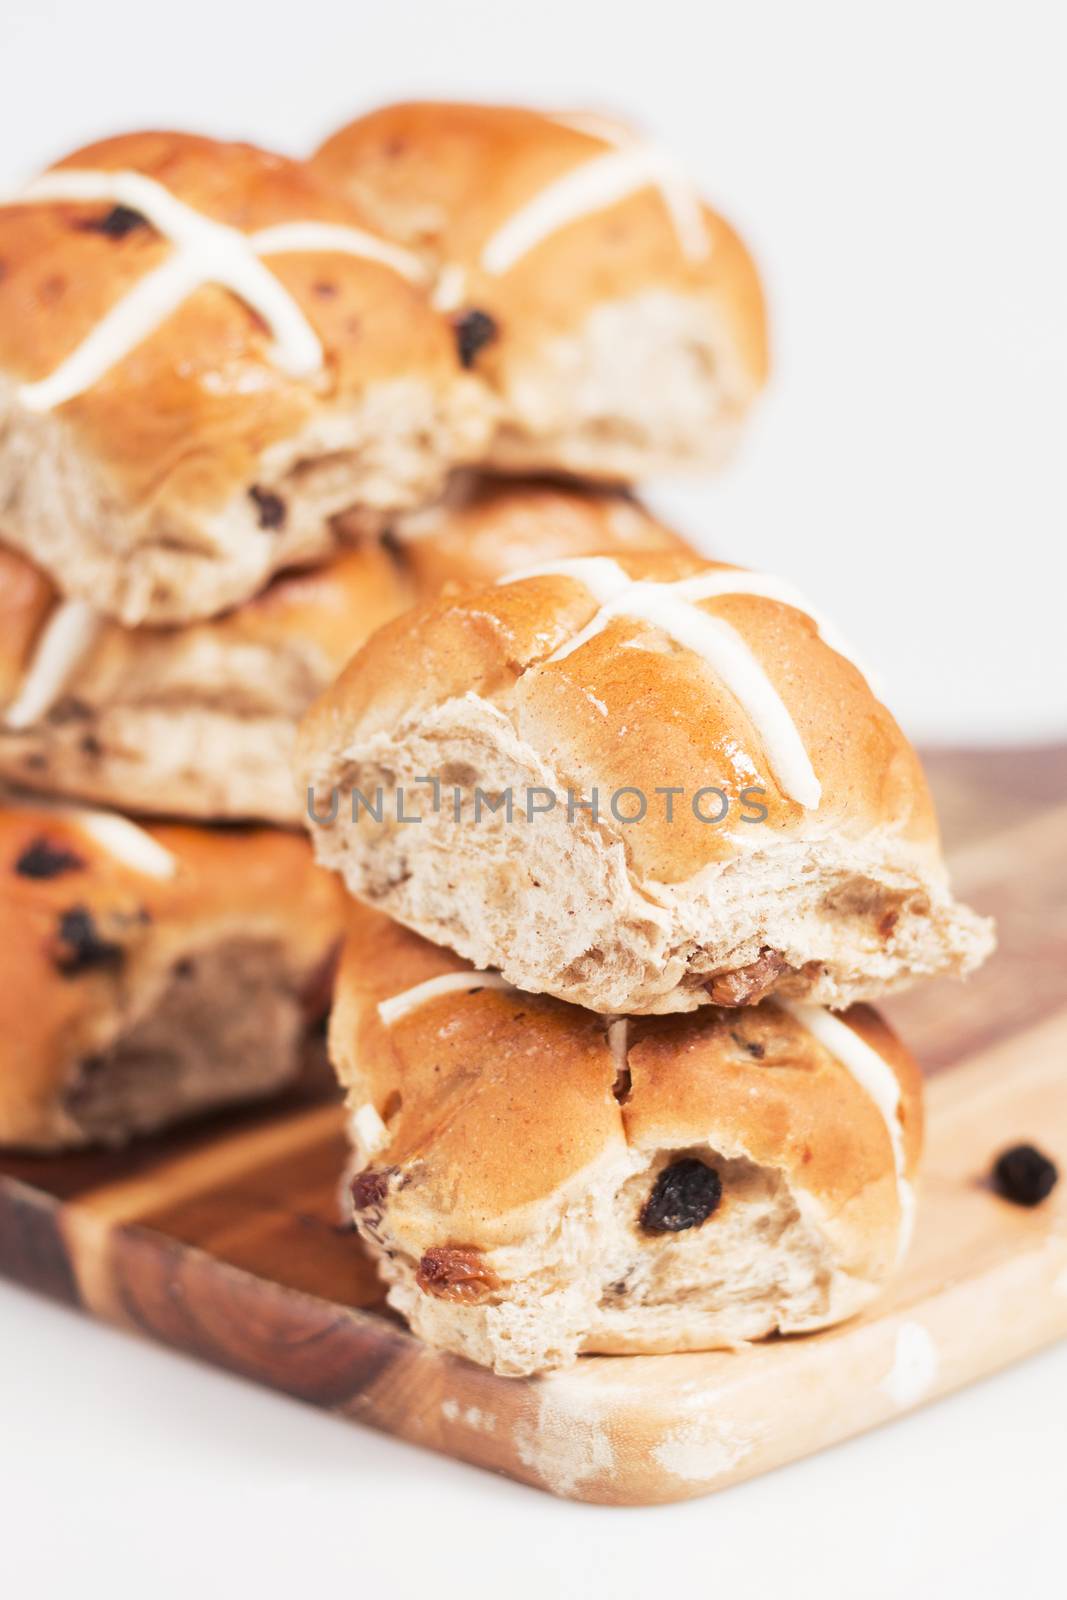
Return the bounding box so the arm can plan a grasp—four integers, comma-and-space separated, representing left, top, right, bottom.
0, 104, 991, 1373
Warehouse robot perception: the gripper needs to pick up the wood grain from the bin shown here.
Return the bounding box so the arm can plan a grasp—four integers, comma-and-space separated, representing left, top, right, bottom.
1, 746, 1064, 1503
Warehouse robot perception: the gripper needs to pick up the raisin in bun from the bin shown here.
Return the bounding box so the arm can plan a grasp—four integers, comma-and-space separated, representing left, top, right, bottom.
0, 130, 488, 626
0, 481, 690, 825
333, 905, 923, 1377
313, 102, 767, 481
298, 551, 993, 1016
0, 540, 415, 825
0, 799, 345, 1149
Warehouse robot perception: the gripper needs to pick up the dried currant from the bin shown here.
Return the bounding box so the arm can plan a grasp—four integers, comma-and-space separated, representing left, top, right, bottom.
351, 1169, 391, 1211
79, 205, 147, 240
248, 485, 287, 530
452, 308, 498, 369
640, 1158, 723, 1234
53, 908, 124, 976
15, 837, 86, 880
992, 1144, 1059, 1208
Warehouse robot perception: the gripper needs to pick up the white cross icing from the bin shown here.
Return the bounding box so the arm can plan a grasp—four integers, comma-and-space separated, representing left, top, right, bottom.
377, 970, 514, 1026
368, 971, 912, 1257
4, 795, 177, 879
478, 116, 711, 278
7, 169, 427, 412
3, 599, 102, 729
550, 113, 711, 260
421, 113, 715, 312
349, 1102, 390, 1161
782, 1002, 916, 1260
72, 809, 179, 880
498, 558, 852, 811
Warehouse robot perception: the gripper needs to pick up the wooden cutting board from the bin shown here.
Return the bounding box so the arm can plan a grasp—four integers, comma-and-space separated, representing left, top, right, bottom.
1, 746, 1065, 1505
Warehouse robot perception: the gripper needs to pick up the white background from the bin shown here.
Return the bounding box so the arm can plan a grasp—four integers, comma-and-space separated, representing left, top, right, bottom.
3, 0, 1066, 743
2, 4, 1065, 1596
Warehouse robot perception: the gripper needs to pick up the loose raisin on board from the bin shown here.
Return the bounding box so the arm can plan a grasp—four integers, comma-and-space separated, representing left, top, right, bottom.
15, 838, 86, 880
992, 1144, 1059, 1208
640, 1158, 723, 1234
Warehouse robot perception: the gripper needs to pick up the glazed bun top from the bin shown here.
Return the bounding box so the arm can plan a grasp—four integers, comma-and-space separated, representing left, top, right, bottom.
375, 472, 694, 594
297, 540, 995, 1015
0, 129, 481, 517
300, 546, 939, 885
313, 101, 767, 388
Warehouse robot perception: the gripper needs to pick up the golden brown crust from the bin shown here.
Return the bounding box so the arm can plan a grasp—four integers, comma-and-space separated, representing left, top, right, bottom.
0, 130, 486, 622
0, 478, 694, 821
1, 131, 463, 473
313, 102, 768, 476
316, 103, 604, 260
624, 1003, 924, 1262
376, 473, 693, 594
314, 102, 767, 369
333, 907, 621, 1232
298, 544, 996, 1017
226, 541, 414, 662
299, 548, 940, 880
0, 537, 415, 821
0, 800, 346, 1147
332, 904, 921, 1266
0, 536, 412, 698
